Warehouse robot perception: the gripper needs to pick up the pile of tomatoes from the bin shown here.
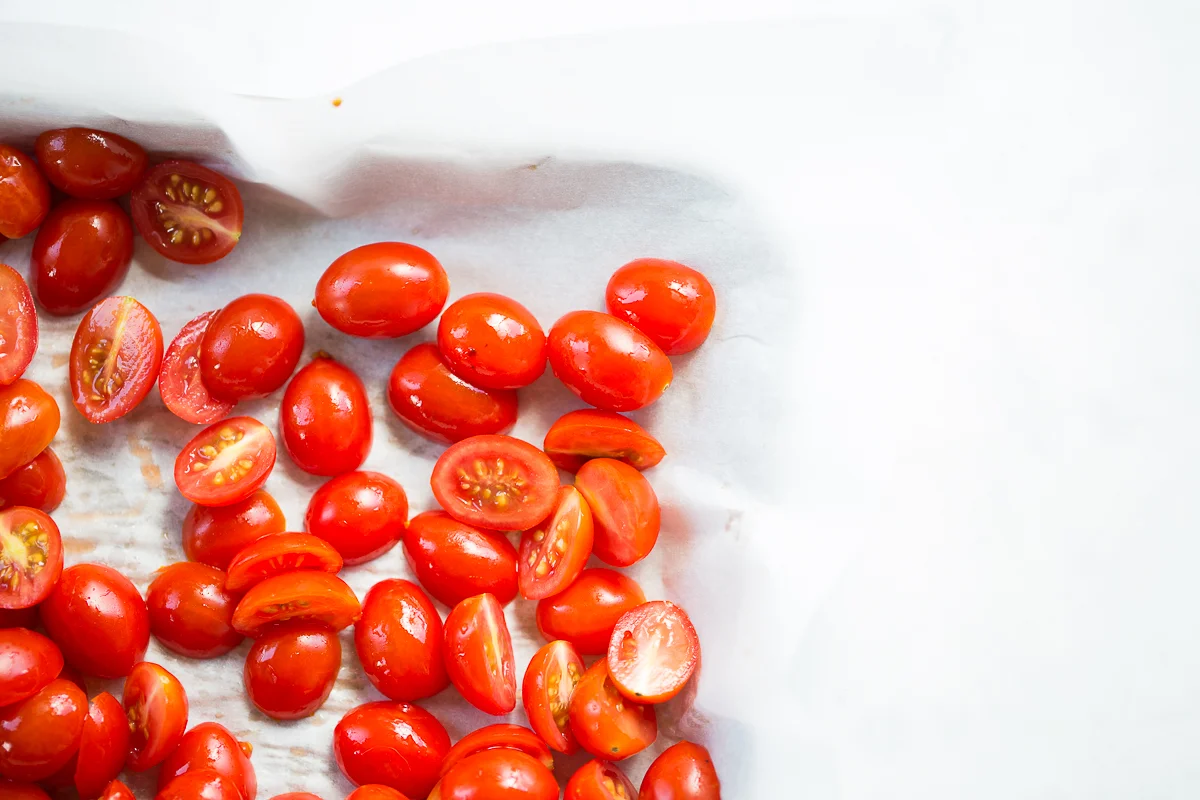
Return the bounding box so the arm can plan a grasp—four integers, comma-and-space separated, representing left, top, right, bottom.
0, 128, 722, 800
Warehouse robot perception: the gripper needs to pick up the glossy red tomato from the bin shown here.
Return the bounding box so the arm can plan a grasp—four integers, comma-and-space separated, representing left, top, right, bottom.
200, 294, 305, 401
387, 343, 518, 444
436, 293, 546, 389
244, 622, 341, 719
639, 742, 720, 800
147, 562, 243, 659
430, 435, 559, 531
156, 769, 244, 800
606, 259, 717, 355
124, 661, 188, 771
232, 571, 361, 636
0, 678, 86, 781
0, 507, 63, 610
131, 161, 243, 264
182, 489, 286, 569
73, 691, 130, 800
0, 264, 37, 387
0, 448, 65, 512
536, 569, 646, 655
281, 356, 372, 476
568, 661, 657, 760
159, 722, 256, 800
225, 532, 343, 593
334, 701, 451, 798
35, 128, 148, 200
0, 144, 50, 239
575, 459, 660, 567
159, 311, 236, 425
315, 242, 449, 338
70, 296, 164, 423
518, 485, 593, 600
522, 640, 584, 754
403, 511, 518, 607
564, 760, 637, 800
443, 593, 516, 715
174, 417, 276, 507
607, 601, 699, 704
0, 628, 62, 706
433, 749, 559, 800
40, 563, 149, 677
346, 787, 409, 800
0, 379, 60, 480
1, 781, 52, 800
439, 725, 554, 777
305, 471, 408, 565
354, 579, 447, 702
100, 780, 136, 800
542, 410, 665, 473
31, 200, 134, 315
547, 311, 672, 412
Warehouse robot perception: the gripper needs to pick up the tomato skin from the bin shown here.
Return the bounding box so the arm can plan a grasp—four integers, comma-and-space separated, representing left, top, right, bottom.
575, 459, 660, 567
156, 769, 244, 800
70, 296, 164, 423
40, 563, 149, 678
522, 640, 584, 754
564, 760, 637, 800
387, 343, 518, 444
0, 678, 86, 781
34, 129, 148, 200
1, 781, 53, 800
403, 511, 518, 608
518, 485, 593, 600
232, 571, 361, 636
73, 691, 130, 800
0, 507, 63, 611
315, 242, 450, 338
535, 569, 646, 655
607, 601, 700, 705
225, 532, 343, 594
159, 311, 236, 425
0, 145, 50, 239
0, 264, 38, 387
123, 661, 189, 771
174, 417, 277, 508
436, 293, 547, 390
639, 742, 721, 800
100, 780, 136, 800
430, 435, 559, 532
333, 701, 451, 798
347, 787, 409, 800
182, 490, 286, 569
31, 200, 134, 315
543, 409, 665, 473
443, 593, 516, 716
0, 448, 66, 512
605, 259, 717, 355
435, 750, 559, 800
305, 471, 408, 565
0, 628, 62, 706
244, 622, 341, 720
158, 722, 256, 800
131, 161, 244, 265
200, 294, 305, 402
439, 725, 555, 777
568, 661, 657, 761
147, 562, 243, 659
547, 311, 672, 412
281, 356, 372, 476
354, 579, 448, 702
0, 379, 60, 481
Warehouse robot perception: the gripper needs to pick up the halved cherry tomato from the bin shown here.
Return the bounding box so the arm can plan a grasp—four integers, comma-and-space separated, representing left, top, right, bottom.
387, 343, 518, 444
0, 507, 63, 610
131, 160, 243, 265
70, 296, 164, 423
522, 640, 584, 754
74, 691, 130, 800
147, 562, 243, 658
403, 510, 518, 607
159, 722, 256, 800
547, 311, 672, 412
232, 571, 361, 636
354, 579, 447, 702
0, 144, 50, 239
174, 417, 276, 507
607, 601, 699, 704
0, 628, 62, 706
40, 563, 149, 677
606, 259, 717, 355
347, 787, 409, 800
305, 471, 408, 565
244, 622, 341, 720
31, 200, 134, 315
518, 485, 593, 600
200, 294, 305, 401
430, 435, 558, 531
225, 532, 343, 593
639, 742, 721, 800
124, 661, 189, 771
564, 760, 637, 800
0, 264, 37, 386
575, 459, 660, 567
0, 448, 66, 512
159, 310, 236, 425
156, 770, 244, 800
436, 293, 546, 389
1, 781, 52, 800
443, 593, 516, 715
0, 379, 60, 480
439, 725, 555, 777
315, 242, 449, 338
34, 128, 148, 200
432, 749, 558, 800
542, 409, 665, 473
536, 568, 646, 655
0, 678, 86, 781
568, 661, 657, 760
182, 489, 285, 569
334, 701, 451, 798
281, 356, 372, 476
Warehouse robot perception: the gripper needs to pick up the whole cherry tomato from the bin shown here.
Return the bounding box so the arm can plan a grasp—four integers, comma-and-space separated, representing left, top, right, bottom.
0, 448, 65, 512
439, 725, 554, 777
124, 661, 189, 771
225, 532, 343, 594
387, 343, 518, 444
159, 310, 237, 425
73, 691, 130, 800
639, 742, 721, 800
34, 128, 148, 200
518, 485, 593, 600
434, 750, 558, 800
156, 769, 244, 800
0, 379, 60, 481
0, 144, 50, 239
333, 701, 451, 798
355, 579, 447, 702
130, 161, 244, 265
281, 356, 372, 476
547, 311, 672, 412
305, 471, 408, 565
0, 628, 62, 706
315, 242, 449, 338
232, 571, 361, 636
522, 640, 584, 754
31, 200, 134, 315
244, 622, 341, 720
70, 296, 164, 423
542, 409, 666, 473
100, 780, 136, 800
574, 459, 660, 567
40, 563, 149, 677
347, 787, 408, 800
0, 507, 63, 609
182, 489, 286, 569
607, 601, 700, 704
430, 435, 559, 531
159, 722, 256, 800
436, 293, 546, 389
0, 264, 37, 386
200, 294, 305, 401
564, 760, 637, 800
147, 562, 244, 659
535, 568, 646, 655
443, 593, 516, 716
1, 781, 52, 800
0, 677, 86, 781
605, 259, 717, 355
568, 661, 657, 760
403, 511, 518, 607
174, 417, 277, 507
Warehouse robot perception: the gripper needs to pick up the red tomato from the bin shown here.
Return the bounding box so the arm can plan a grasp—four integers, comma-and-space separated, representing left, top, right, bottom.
639, 742, 721, 800
439, 725, 555, 777
607, 601, 699, 704
0, 145, 50, 239
0, 507, 63, 610
270, 795, 324, 800
433, 750, 558, 800
200, 294, 305, 401
0, 379, 60, 480
156, 770, 244, 800
387, 343, 518, 444
354, 579, 447, 702
0, 264, 37, 386
244, 622, 340, 720
522, 640, 584, 754
547, 311, 672, 412
31, 200, 134, 316
174, 417, 276, 507
225, 532, 343, 593
605, 259, 717, 355
305, 471, 408, 565
542, 409, 665, 473
347, 787, 409, 800
159, 311, 236, 425
147, 562, 243, 659
73, 691, 130, 800
575, 459, 660, 567
182, 490, 286, 569
40, 563, 149, 677
403, 510, 518, 607
130, 161, 244, 265
518, 486, 593, 600
124, 661, 189, 771
564, 760, 637, 800
280, 356, 372, 476
1, 781, 52, 800
436, 293, 546, 389
0, 678, 86, 781
315, 242, 449, 338
34, 128, 148, 200
430, 435, 559, 531
568, 661, 656, 760
535, 569, 646, 655
334, 701, 451, 798
100, 780, 136, 800
232, 571, 361, 636
443, 593, 516, 715
0, 628, 62, 706
159, 722, 256, 800
0, 448, 66, 512
70, 296, 164, 423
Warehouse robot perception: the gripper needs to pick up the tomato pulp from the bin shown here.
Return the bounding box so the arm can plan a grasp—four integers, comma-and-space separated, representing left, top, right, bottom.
0, 507, 63, 610
430, 435, 559, 531
124, 661, 189, 771
69, 296, 164, 423
174, 417, 276, 507
606, 600, 700, 704
130, 160, 244, 264
518, 485, 594, 600
522, 640, 584, 754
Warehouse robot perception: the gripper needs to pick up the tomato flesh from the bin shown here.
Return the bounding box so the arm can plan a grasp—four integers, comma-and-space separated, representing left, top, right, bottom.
387, 343, 518, 444
0, 264, 37, 386
575, 459, 660, 567
0, 678, 86, 781
35, 128, 148, 200
305, 471, 408, 565
0, 145, 51, 239
0, 379, 60, 480
32, 200, 134, 315
0, 448, 66, 512
543, 409, 666, 473
536, 568, 646, 655
40, 563, 150, 678
547, 310, 672, 412
518, 485, 593, 600
564, 760, 637, 800
200, 294, 305, 401
440, 724, 555, 777
74, 691, 130, 800
522, 640, 584, 754
225, 532, 343, 593
436, 292, 547, 389
182, 489, 286, 569
147, 562, 244, 659
174, 416, 276, 507
0, 628, 63, 706
281, 356, 372, 476
354, 579, 448, 702
606, 258, 717, 355
402, 510, 519, 607
433, 749, 559, 800
315, 242, 450, 338
568, 661, 657, 760
639, 742, 721, 800
0, 507, 63, 610
443, 593, 516, 715
431, 435, 559, 531
606, 601, 699, 704
232, 571, 361, 636
333, 701, 451, 798
158, 721, 257, 800
159, 310, 236, 425
131, 160, 244, 264
70, 296, 164, 423
124, 661, 189, 771
244, 622, 341, 720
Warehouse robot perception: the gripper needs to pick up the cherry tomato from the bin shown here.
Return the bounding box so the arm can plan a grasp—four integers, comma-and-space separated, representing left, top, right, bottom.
0, 379, 60, 480
0, 678, 86, 781
225, 532, 343, 594
433, 750, 558, 800
100, 780, 136, 800
0, 145, 50, 239
131, 161, 243, 265
0, 448, 65, 512
568, 661, 656, 760
535, 568, 646, 655
355, 579, 447, 702
174, 417, 276, 507
607, 601, 699, 704
271, 795, 323, 800
156, 770, 244, 800
0, 606, 39, 628
387, 343, 518, 444
315, 242, 449, 338
639, 742, 720, 800
0, 507, 63, 610
159, 722, 256, 800
542, 409, 665, 473
159, 310, 236, 425
347, 787, 409, 800
522, 640, 584, 754
182, 490, 285, 569
124, 661, 188, 771
436, 293, 546, 389
0, 264, 37, 386
564, 759, 637, 800
333, 701, 451, 798
547, 311, 672, 412
31, 200, 134, 316
34, 128, 148, 200
281, 356, 372, 476
403, 510, 518, 607
70, 296, 164, 423
200, 294, 305, 401
430, 435, 558, 531
40, 563, 149, 677
147, 562, 243, 659
0, 628, 62, 706
1, 781, 52, 800
232, 571, 361, 636
73, 691, 130, 800
439, 725, 555, 777
518, 485, 593, 600
244, 622, 340, 720
575, 459, 660, 567
305, 471, 408, 565
605, 259, 717, 355
443, 593, 516, 715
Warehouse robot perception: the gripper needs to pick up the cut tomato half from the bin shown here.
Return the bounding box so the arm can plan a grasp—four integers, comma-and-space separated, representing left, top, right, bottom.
69, 296, 164, 423
130, 161, 244, 265
431, 435, 559, 531
543, 409, 665, 473
225, 532, 344, 593
0, 264, 37, 387
74, 691, 130, 799
174, 417, 276, 507
231, 571, 361, 636
159, 310, 236, 425
443, 593, 516, 715
0, 507, 63, 610
606, 601, 700, 704
564, 759, 638, 800
522, 640, 584, 754
439, 724, 555, 777
123, 661, 189, 771
518, 486, 593, 601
